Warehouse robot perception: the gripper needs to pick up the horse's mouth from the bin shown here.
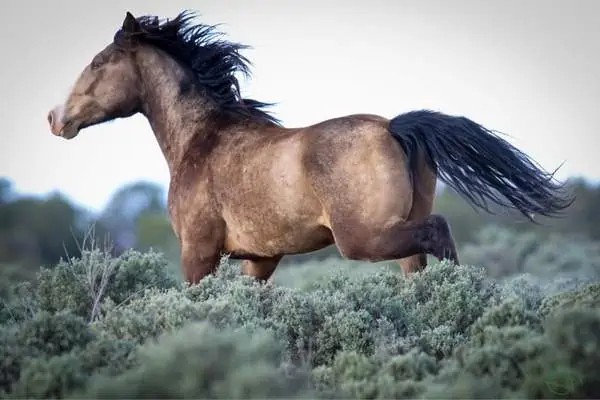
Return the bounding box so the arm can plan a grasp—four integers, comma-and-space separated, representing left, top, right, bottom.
52, 119, 80, 140
60, 127, 80, 140
61, 131, 79, 140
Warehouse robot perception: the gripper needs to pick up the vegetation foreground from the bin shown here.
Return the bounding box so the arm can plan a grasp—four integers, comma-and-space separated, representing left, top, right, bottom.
1, 227, 600, 399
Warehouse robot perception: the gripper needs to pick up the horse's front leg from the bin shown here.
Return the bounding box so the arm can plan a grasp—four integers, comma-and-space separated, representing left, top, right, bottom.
179, 222, 225, 284
181, 251, 221, 284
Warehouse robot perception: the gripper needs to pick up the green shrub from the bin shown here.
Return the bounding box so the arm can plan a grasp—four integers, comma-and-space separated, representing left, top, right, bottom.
538, 282, 600, 318
0, 326, 22, 396
183, 260, 496, 366
534, 308, 600, 398
470, 298, 543, 337
94, 288, 202, 344
461, 225, 600, 285
11, 353, 88, 399
81, 322, 313, 399
36, 249, 178, 321
16, 311, 92, 358
1, 229, 600, 399
313, 350, 435, 399
0, 282, 38, 326
0, 311, 136, 398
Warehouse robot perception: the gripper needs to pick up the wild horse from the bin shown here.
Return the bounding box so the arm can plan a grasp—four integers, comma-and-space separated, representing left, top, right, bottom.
47, 11, 572, 283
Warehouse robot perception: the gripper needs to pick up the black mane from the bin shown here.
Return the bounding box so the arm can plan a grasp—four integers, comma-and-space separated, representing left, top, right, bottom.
115, 11, 280, 125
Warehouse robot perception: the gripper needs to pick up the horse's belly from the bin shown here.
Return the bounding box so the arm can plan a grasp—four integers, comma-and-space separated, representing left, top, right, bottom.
224, 215, 333, 258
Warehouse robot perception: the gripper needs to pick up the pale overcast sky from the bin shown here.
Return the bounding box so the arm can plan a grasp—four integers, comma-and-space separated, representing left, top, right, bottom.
1, 0, 598, 212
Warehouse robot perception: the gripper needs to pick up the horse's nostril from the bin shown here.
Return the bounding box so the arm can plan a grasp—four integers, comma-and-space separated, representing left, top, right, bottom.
47, 111, 54, 126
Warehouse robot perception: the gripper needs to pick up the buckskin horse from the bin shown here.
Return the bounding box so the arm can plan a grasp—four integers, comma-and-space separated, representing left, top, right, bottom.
47, 11, 572, 284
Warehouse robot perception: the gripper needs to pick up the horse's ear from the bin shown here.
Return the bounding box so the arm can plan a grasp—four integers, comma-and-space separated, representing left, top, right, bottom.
122, 11, 140, 33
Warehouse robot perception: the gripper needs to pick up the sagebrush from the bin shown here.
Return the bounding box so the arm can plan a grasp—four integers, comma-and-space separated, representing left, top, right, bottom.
0, 226, 599, 399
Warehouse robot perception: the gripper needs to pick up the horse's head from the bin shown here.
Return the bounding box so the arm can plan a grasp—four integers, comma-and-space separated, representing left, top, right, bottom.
47, 12, 143, 139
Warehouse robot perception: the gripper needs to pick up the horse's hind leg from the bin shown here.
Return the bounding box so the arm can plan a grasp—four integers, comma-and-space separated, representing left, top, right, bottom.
333, 214, 459, 266
397, 163, 438, 274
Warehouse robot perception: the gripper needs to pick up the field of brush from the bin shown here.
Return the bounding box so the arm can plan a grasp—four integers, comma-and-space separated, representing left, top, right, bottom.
1, 225, 599, 399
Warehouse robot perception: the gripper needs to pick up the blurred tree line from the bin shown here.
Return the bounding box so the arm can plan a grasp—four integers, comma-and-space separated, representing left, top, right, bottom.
0, 178, 178, 286
1, 175, 599, 282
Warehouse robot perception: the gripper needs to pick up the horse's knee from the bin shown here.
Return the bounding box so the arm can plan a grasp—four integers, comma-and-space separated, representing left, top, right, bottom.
421, 214, 459, 264
427, 214, 452, 241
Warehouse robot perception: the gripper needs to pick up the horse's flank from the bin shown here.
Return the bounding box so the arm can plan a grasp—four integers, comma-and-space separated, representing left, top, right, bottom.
47, 11, 573, 284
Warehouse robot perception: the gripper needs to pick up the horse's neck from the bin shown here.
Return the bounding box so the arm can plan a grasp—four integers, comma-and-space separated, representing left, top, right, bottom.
136, 48, 216, 174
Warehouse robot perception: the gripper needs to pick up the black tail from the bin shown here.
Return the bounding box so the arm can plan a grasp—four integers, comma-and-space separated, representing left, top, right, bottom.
388, 110, 574, 221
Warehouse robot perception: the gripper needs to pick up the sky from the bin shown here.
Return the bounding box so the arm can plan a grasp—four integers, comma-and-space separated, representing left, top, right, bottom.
1, 0, 599, 213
